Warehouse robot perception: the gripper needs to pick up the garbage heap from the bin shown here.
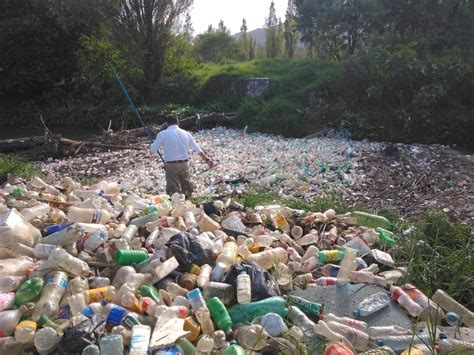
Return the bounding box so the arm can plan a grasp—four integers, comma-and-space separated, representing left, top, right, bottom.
0, 176, 473, 355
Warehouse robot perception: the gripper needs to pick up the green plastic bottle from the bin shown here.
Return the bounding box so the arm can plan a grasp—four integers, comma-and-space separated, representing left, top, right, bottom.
222, 342, 246, 355
376, 227, 396, 247
351, 211, 393, 230
14, 277, 44, 307
207, 297, 232, 332
228, 296, 287, 325
138, 284, 161, 304
176, 337, 196, 355
286, 295, 322, 316
115, 249, 149, 265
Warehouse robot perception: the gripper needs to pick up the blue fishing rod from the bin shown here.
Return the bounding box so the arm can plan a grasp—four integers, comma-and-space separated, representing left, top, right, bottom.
109, 63, 166, 168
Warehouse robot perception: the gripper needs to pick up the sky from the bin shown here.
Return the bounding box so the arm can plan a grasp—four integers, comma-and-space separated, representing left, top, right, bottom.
190, 0, 288, 35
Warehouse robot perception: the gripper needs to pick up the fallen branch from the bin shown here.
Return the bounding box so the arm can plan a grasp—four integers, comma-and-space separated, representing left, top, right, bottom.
59, 138, 142, 150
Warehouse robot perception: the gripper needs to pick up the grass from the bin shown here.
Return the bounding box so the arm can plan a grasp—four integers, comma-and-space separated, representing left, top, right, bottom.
0, 153, 40, 180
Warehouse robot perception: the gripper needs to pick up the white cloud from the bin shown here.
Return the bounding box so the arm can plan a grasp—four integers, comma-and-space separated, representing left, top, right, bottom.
190, 0, 288, 35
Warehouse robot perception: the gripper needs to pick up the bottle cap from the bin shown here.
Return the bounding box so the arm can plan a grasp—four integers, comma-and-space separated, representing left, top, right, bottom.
439, 333, 448, 340
352, 309, 361, 318
376, 339, 384, 346
107, 306, 126, 326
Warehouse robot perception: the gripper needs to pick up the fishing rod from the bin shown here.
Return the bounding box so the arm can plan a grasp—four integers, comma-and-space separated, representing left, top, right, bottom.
109, 63, 166, 167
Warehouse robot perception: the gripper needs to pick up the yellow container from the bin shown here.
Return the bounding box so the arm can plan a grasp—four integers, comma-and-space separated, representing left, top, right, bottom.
183, 316, 201, 342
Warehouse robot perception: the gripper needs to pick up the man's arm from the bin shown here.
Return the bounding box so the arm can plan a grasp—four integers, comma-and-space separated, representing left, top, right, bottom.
150, 133, 163, 154
189, 134, 214, 167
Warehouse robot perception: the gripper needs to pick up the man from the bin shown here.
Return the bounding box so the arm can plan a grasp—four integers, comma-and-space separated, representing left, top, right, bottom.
150, 114, 214, 197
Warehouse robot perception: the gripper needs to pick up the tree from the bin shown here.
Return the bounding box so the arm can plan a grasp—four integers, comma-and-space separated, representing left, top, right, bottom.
265, 1, 280, 58
183, 12, 194, 42
249, 36, 257, 60
284, 0, 298, 59
218, 19, 228, 33
114, 0, 193, 102
240, 18, 250, 60
193, 26, 241, 63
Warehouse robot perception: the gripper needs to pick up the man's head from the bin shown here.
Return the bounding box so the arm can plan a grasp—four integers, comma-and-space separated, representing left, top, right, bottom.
166, 114, 179, 126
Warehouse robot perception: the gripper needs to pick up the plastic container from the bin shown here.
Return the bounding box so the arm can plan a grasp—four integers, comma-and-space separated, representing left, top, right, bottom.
15, 320, 37, 344
115, 249, 149, 265
314, 320, 355, 353
34, 327, 61, 353
368, 325, 412, 338
83, 230, 109, 251
237, 324, 268, 351
228, 296, 288, 324
337, 248, 357, 279
322, 313, 368, 333
68, 206, 112, 224
216, 241, 238, 271
0, 257, 34, 278
207, 297, 232, 332
187, 288, 207, 312
437, 333, 474, 354
0, 276, 26, 293
99, 334, 124, 355
210, 262, 226, 282
154, 257, 179, 283
0, 292, 15, 312
0, 304, 33, 337
350, 211, 393, 230
195, 307, 215, 335
41, 224, 84, 246
196, 264, 212, 288
20, 203, 50, 221
14, 277, 44, 307
236, 272, 251, 304
82, 344, 101, 355
390, 285, 423, 317
129, 325, 151, 355
32, 271, 68, 321
432, 289, 474, 327
246, 247, 288, 270
202, 282, 234, 305
327, 320, 369, 351
287, 295, 322, 316
375, 334, 432, 353
260, 312, 288, 336
48, 247, 90, 276
353, 292, 391, 318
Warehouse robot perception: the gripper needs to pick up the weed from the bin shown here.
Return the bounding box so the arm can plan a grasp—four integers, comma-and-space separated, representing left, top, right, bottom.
0, 154, 40, 181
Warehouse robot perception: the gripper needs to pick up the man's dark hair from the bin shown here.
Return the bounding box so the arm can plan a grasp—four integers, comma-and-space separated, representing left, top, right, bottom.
166, 114, 179, 125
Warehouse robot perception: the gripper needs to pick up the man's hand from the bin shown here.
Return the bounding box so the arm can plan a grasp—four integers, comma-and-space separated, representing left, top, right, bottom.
206, 159, 215, 168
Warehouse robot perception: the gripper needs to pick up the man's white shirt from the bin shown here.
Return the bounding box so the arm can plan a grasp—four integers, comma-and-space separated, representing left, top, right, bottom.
150, 125, 203, 162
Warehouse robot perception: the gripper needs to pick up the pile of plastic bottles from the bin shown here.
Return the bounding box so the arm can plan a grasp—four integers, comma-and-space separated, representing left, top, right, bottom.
0, 176, 473, 354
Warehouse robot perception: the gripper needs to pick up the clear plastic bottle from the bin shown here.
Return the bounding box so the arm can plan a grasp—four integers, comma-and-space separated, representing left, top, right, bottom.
349, 270, 386, 286
390, 285, 423, 317
195, 307, 215, 335
236, 271, 251, 304
15, 319, 37, 344
0, 257, 34, 278
402, 284, 429, 310
153, 257, 180, 283
15, 277, 45, 307
314, 277, 348, 286
353, 292, 391, 318
327, 320, 369, 351
41, 224, 84, 246
68, 206, 112, 224
0, 303, 34, 337
187, 288, 207, 312
210, 262, 226, 282
129, 324, 151, 355
287, 306, 318, 339
437, 333, 474, 355
196, 334, 214, 354
34, 326, 61, 353
121, 224, 138, 243
213, 330, 226, 349
99, 334, 124, 355
82, 344, 101, 355
21, 203, 50, 221
112, 266, 136, 288
48, 247, 90, 277
184, 211, 197, 230
0, 292, 14, 312
32, 271, 68, 321
322, 313, 368, 333
196, 264, 212, 288
375, 334, 431, 353
237, 324, 268, 351
33, 243, 58, 259
432, 289, 474, 327
313, 319, 355, 353
83, 230, 109, 252
337, 248, 357, 280
216, 241, 238, 271
368, 325, 412, 339
67, 293, 87, 315
0, 275, 26, 293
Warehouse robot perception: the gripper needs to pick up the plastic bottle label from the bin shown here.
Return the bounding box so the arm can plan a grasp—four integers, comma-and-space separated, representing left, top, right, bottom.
321, 250, 343, 262
56, 304, 71, 320
288, 295, 321, 315
87, 287, 112, 303
92, 209, 102, 223
45, 274, 68, 289
391, 287, 404, 301
16, 320, 37, 331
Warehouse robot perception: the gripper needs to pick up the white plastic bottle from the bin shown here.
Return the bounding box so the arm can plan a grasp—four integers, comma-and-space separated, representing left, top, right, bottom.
368, 325, 412, 339
195, 307, 215, 335
32, 271, 68, 321
236, 271, 251, 304
216, 241, 238, 271
196, 264, 213, 288
437, 333, 474, 355
67, 293, 87, 315
0, 275, 26, 293
68, 206, 112, 224
432, 289, 474, 327
390, 285, 423, 317
0, 303, 34, 337
48, 247, 90, 277
326, 320, 369, 351
83, 230, 109, 252
246, 247, 288, 270
313, 319, 355, 353
0, 257, 34, 278
337, 248, 357, 280
129, 325, 151, 355
322, 313, 368, 333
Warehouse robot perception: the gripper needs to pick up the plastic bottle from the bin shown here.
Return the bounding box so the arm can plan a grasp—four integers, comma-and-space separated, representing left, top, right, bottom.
286, 295, 322, 316
21, 203, 50, 221
228, 296, 287, 324
390, 285, 423, 317
82, 344, 101, 355
350, 211, 393, 230
207, 297, 232, 332
34, 327, 61, 353
196, 264, 212, 288
216, 241, 238, 271
325, 342, 356, 355
314, 319, 355, 353
13, 277, 44, 307
33, 243, 59, 259
221, 343, 246, 355
48, 247, 90, 277
213, 330, 226, 349
112, 266, 136, 288
187, 288, 207, 312
68, 206, 112, 224
120, 205, 135, 224
195, 307, 215, 335
375, 334, 432, 353
349, 270, 386, 286
129, 324, 151, 355
368, 325, 412, 338
246, 247, 288, 269
41, 224, 84, 246
353, 292, 391, 318
0, 275, 27, 293
400, 284, 429, 311
236, 271, 251, 304
37, 314, 63, 334
327, 320, 369, 351
83, 230, 109, 252
67, 293, 87, 315
196, 334, 214, 354
437, 333, 474, 355
0, 292, 15, 311
202, 282, 234, 305
15, 319, 37, 344
99, 334, 124, 355
376, 228, 396, 247
121, 224, 138, 243
261, 312, 288, 336
32, 271, 68, 321
130, 212, 159, 227
0, 303, 34, 337
115, 249, 149, 265
0, 257, 34, 278
176, 337, 197, 354
322, 313, 368, 333
237, 324, 268, 351
337, 248, 357, 280
432, 289, 474, 327
210, 262, 226, 282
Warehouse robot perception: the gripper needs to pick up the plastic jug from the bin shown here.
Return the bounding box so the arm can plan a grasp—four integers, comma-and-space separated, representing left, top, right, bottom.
207, 297, 232, 332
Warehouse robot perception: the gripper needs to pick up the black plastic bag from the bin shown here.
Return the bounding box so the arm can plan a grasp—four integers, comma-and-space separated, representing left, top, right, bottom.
57, 315, 106, 354
224, 262, 280, 302
166, 232, 215, 270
